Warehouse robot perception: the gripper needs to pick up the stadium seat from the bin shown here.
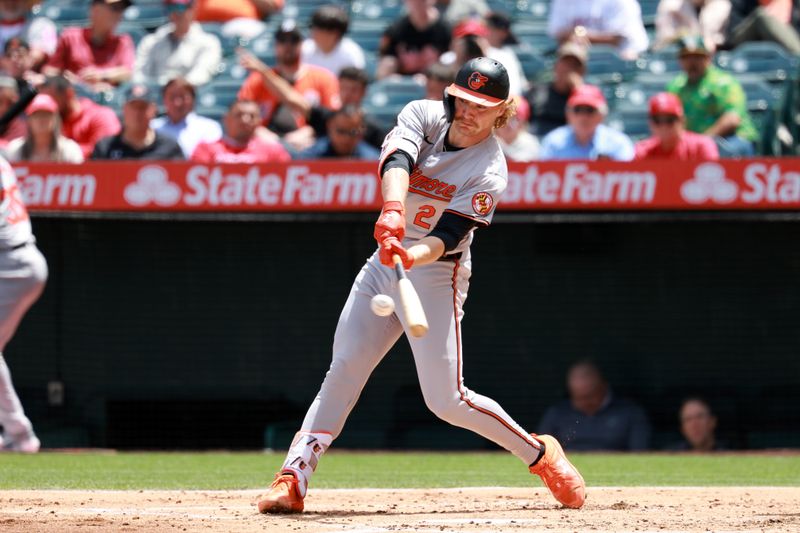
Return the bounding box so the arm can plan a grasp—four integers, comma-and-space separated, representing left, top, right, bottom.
242, 31, 276, 63
639, 0, 660, 27
585, 45, 637, 84
201, 23, 244, 58
349, 20, 386, 54
363, 76, 425, 129
196, 80, 241, 109
513, 0, 549, 23
116, 21, 148, 47
123, 4, 167, 30
638, 46, 683, 76
606, 108, 651, 140
350, 0, 404, 22
42, 4, 87, 25
215, 56, 250, 81
511, 45, 549, 82
511, 21, 556, 54
715, 41, 800, 83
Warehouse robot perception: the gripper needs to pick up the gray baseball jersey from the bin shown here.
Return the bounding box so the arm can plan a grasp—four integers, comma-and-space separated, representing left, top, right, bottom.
0, 155, 47, 441
279, 100, 541, 491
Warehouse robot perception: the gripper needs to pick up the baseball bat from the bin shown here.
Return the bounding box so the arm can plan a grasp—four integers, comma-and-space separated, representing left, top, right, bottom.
393, 254, 429, 337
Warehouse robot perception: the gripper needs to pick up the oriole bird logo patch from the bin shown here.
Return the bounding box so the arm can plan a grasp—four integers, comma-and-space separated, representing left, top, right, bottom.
468, 72, 489, 90
472, 192, 494, 215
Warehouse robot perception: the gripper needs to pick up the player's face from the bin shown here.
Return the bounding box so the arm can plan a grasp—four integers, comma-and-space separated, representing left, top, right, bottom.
452, 97, 505, 138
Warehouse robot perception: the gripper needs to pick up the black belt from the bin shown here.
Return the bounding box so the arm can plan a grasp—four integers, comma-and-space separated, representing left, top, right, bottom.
438, 252, 462, 262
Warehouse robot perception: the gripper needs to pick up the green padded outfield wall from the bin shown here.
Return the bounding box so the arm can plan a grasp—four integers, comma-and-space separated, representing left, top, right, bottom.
7, 216, 800, 450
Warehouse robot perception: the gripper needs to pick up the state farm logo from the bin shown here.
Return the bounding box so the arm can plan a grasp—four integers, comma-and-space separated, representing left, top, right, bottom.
124, 165, 181, 206
680, 163, 738, 204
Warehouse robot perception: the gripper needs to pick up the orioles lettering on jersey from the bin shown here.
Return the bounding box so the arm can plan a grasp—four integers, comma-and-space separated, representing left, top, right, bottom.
1, 184, 30, 226
408, 167, 457, 201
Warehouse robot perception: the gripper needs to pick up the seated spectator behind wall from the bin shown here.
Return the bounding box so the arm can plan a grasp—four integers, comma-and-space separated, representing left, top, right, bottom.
548, 0, 649, 60
635, 92, 720, 160
133, 0, 222, 87
43, 0, 135, 93
0, 74, 26, 147
91, 84, 184, 160
667, 35, 758, 157
1, 38, 45, 89
300, 67, 388, 152
0, 0, 58, 70
295, 104, 380, 159
726, 0, 800, 54
538, 360, 652, 451
448, 18, 526, 96
301, 5, 366, 76
496, 96, 539, 162
4, 94, 83, 163
655, 0, 732, 52
194, 0, 284, 39
483, 12, 529, 95
151, 77, 223, 158
377, 0, 451, 79
190, 99, 290, 163
39, 75, 121, 159
539, 84, 635, 161
237, 21, 340, 136
527, 42, 587, 138
668, 397, 730, 451
423, 61, 456, 101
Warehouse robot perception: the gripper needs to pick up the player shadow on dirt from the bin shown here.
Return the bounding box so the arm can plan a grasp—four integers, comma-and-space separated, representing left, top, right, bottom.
274, 503, 570, 519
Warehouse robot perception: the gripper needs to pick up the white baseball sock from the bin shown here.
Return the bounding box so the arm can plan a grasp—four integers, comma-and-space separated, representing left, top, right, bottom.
280, 431, 332, 497
0, 354, 33, 437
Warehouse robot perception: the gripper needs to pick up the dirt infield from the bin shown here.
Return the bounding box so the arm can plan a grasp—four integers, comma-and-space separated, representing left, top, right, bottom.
1, 487, 798, 533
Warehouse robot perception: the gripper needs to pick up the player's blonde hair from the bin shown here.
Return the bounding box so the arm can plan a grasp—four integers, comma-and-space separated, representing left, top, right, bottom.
494, 98, 517, 129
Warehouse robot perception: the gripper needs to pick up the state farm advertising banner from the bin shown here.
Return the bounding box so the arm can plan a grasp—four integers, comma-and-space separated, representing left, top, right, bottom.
15, 159, 800, 212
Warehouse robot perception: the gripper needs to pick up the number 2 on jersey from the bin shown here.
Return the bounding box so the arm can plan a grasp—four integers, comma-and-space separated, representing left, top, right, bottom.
413, 205, 436, 229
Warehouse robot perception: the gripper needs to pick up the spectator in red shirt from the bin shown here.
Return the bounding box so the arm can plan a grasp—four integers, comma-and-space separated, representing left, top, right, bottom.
190, 99, 291, 163
43, 0, 135, 93
635, 92, 719, 160
237, 21, 340, 136
38, 75, 121, 158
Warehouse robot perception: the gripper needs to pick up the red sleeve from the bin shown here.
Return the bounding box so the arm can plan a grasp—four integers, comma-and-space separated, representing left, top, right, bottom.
700, 136, 720, 161
46, 32, 68, 70
190, 142, 214, 163
88, 107, 121, 153
318, 70, 340, 109
118, 34, 136, 69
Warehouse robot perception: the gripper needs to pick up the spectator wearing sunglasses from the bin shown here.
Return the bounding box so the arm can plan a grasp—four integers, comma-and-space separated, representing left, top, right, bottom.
635, 92, 719, 161
539, 84, 634, 161
294, 104, 379, 159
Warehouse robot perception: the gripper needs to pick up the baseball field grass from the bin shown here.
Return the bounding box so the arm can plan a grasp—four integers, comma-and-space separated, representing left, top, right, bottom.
1, 450, 798, 489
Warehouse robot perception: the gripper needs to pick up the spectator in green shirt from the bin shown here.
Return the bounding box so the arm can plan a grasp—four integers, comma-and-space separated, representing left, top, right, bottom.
666, 35, 758, 157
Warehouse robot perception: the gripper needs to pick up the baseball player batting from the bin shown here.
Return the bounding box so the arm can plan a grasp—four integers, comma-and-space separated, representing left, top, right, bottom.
0, 154, 46, 453
257, 58, 585, 513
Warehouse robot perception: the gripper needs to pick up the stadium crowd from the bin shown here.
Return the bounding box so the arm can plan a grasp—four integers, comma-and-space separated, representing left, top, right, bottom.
0, 0, 797, 163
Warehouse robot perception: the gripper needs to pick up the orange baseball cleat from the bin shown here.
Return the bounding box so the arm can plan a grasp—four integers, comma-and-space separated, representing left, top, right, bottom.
257, 472, 304, 514
528, 434, 586, 508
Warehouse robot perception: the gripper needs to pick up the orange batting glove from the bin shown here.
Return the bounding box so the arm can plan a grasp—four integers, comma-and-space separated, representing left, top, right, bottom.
373, 201, 405, 244
379, 237, 414, 270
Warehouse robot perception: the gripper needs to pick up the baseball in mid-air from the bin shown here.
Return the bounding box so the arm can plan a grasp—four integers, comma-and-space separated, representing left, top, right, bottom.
370, 294, 395, 316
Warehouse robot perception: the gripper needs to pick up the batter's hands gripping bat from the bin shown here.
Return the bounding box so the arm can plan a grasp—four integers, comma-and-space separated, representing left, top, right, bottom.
392, 254, 429, 337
